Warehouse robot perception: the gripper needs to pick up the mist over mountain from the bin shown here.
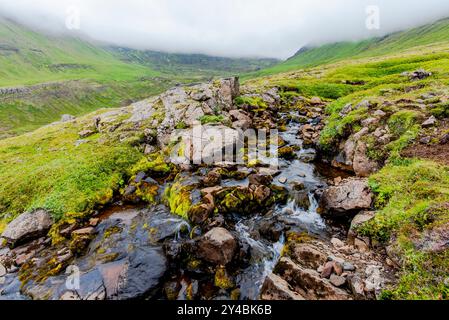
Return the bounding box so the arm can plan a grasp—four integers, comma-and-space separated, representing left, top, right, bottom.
1, 0, 449, 59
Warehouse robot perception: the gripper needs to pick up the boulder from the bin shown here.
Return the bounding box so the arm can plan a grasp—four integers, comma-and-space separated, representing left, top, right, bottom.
1, 210, 53, 246
289, 243, 327, 270
198, 227, 237, 265
171, 125, 241, 165
353, 142, 379, 177
318, 178, 373, 217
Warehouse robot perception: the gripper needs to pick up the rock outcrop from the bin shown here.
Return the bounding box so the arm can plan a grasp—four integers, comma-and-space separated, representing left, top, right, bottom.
1, 210, 53, 246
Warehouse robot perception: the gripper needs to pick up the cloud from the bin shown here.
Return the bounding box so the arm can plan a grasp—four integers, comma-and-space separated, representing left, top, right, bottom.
1, 0, 449, 59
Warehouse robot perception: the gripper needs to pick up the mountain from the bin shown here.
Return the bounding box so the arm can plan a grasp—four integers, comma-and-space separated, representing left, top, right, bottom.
246, 17, 449, 78
0, 16, 275, 138
109, 47, 278, 77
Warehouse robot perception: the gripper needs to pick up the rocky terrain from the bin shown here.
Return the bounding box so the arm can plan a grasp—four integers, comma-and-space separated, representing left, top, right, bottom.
0, 76, 406, 301
1, 18, 449, 299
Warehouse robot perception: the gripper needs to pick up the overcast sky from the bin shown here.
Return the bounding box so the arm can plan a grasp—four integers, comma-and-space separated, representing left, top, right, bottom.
1, 0, 449, 59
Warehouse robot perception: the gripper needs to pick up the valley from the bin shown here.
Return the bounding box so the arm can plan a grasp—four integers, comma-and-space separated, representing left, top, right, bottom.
0, 14, 448, 301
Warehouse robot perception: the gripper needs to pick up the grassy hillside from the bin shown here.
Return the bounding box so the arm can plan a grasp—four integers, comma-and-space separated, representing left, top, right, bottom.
0, 17, 162, 87
0, 17, 274, 138
245, 18, 449, 78
244, 37, 449, 298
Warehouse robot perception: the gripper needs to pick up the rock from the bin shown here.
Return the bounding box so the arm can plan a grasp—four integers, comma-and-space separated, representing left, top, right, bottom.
171, 125, 241, 165
202, 170, 222, 187
339, 104, 353, 116
333, 262, 343, 276
348, 211, 375, 244
229, 110, 252, 130
260, 273, 305, 300
144, 144, 157, 155
364, 265, 383, 293
289, 243, 327, 270
331, 238, 345, 249
78, 129, 95, 138
0, 263, 6, 277
123, 185, 137, 196
373, 110, 387, 118
198, 227, 237, 265
348, 275, 366, 300
415, 222, 449, 253
310, 97, 322, 105
353, 142, 378, 177
89, 218, 100, 227
278, 177, 287, 184
248, 174, 273, 186
60, 291, 81, 300
1, 210, 53, 246
66, 207, 171, 300
408, 69, 432, 81
420, 136, 431, 144
422, 116, 437, 128
361, 117, 379, 127
321, 261, 334, 279
354, 238, 370, 253
343, 262, 356, 272
275, 257, 351, 300
318, 178, 373, 217
252, 185, 272, 203
72, 227, 96, 236
61, 114, 75, 122
330, 275, 346, 287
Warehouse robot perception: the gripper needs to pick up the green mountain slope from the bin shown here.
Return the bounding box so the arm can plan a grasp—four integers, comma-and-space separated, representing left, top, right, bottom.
246, 17, 449, 78
0, 17, 274, 138
109, 47, 278, 77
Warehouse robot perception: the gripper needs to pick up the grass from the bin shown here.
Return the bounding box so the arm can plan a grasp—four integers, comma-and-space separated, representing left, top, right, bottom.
0, 17, 274, 139
243, 26, 449, 299
243, 17, 449, 79
0, 110, 147, 222
360, 160, 449, 299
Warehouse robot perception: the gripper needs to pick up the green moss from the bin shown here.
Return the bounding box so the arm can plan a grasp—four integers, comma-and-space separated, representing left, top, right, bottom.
388, 110, 422, 136
130, 153, 171, 176
235, 96, 268, 111
163, 180, 193, 220
198, 115, 225, 125
175, 121, 188, 129
214, 266, 234, 290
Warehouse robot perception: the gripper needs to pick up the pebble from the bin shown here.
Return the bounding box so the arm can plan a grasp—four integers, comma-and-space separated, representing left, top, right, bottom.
278, 177, 288, 184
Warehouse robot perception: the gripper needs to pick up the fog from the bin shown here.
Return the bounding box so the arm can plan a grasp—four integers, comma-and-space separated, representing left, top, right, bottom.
1, 0, 449, 59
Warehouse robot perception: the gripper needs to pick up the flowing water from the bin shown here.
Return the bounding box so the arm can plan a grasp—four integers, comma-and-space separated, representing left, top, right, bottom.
202, 111, 331, 299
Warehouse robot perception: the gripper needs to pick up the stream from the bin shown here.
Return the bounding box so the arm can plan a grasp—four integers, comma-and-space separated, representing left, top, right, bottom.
158, 111, 335, 300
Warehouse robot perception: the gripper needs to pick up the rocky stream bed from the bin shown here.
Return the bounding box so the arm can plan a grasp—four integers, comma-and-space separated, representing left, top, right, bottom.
0, 78, 398, 300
